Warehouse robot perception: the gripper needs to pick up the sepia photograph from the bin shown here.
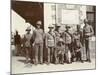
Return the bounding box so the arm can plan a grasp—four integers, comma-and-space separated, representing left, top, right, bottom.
11, 0, 96, 74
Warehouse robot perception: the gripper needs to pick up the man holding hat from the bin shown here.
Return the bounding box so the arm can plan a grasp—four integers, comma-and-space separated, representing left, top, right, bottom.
45, 24, 56, 64
32, 20, 44, 65
24, 27, 33, 63
83, 19, 94, 62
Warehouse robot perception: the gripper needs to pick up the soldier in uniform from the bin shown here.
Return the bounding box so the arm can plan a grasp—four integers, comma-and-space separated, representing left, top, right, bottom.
56, 38, 65, 64
62, 25, 72, 64
83, 19, 94, 62
45, 25, 56, 64
32, 20, 44, 65
76, 25, 83, 45
54, 24, 61, 64
24, 27, 32, 63
73, 30, 83, 63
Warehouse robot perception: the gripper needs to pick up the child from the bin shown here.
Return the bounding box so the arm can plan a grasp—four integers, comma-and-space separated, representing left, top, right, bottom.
56, 38, 65, 64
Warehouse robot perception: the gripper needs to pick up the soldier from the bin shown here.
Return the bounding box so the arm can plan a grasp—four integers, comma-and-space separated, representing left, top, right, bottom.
83, 19, 94, 62
56, 38, 65, 64
14, 31, 21, 56
45, 25, 56, 64
24, 27, 32, 63
62, 25, 72, 64
73, 31, 83, 63
76, 25, 83, 45
32, 20, 44, 65
54, 24, 61, 64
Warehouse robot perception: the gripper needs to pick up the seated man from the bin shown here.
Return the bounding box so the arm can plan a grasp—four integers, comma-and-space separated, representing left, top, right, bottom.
56, 38, 65, 64
73, 31, 83, 63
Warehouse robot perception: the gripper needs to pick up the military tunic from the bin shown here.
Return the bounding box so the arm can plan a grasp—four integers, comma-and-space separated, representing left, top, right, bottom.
45, 31, 56, 63
24, 33, 32, 63
54, 31, 62, 63
62, 31, 72, 63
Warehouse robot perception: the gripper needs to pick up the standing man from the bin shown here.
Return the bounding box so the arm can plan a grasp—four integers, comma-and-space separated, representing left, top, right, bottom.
24, 27, 33, 63
32, 20, 44, 65
83, 19, 94, 62
62, 25, 72, 64
14, 31, 21, 56
54, 24, 61, 64
45, 25, 56, 64
75, 25, 84, 62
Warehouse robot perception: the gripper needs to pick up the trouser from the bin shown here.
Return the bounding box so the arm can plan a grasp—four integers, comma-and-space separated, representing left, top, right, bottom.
65, 50, 71, 63
15, 44, 21, 56
25, 47, 32, 62
85, 39, 91, 61
47, 47, 54, 63
55, 48, 64, 64
65, 44, 71, 63
76, 51, 82, 61
55, 49, 59, 64
58, 51, 64, 64
34, 43, 43, 64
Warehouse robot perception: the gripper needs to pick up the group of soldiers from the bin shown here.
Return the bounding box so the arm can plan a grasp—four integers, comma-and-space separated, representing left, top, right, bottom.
14, 19, 94, 65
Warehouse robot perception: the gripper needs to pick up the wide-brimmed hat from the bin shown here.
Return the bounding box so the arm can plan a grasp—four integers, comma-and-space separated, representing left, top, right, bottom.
55, 24, 61, 28
26, 27, 31, 31
59, 38, 64, 42
36, 20, 42, 26
77, 24, 81, 29
65, 25, 71, 28
84, 19, 88, 23
48, 24, 54, 29
15, 30, 18, 33
58, 38, 64, 44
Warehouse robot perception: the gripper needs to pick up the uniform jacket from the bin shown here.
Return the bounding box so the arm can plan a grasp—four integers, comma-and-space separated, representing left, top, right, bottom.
83, 24, 94, 40
24, 33, 32, 47
54, 31, 61, 46
32, 29, 44, 44
45, 31, 56, 47
62, 31, 72, 44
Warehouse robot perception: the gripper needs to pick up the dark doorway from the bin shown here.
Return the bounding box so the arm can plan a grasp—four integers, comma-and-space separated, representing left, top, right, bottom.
11, 1, 44, 29
86, 6, 96, 35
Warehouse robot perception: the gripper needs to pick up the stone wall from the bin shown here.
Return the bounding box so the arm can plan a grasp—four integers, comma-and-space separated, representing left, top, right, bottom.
44, 3, 87, 33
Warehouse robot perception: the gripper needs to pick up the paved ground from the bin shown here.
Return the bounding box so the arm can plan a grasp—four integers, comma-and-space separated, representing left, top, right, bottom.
11, 56, 95, 74
11, 37, 96, 74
